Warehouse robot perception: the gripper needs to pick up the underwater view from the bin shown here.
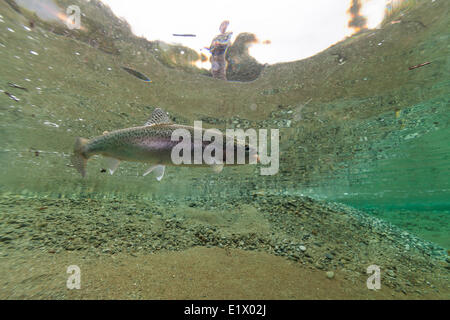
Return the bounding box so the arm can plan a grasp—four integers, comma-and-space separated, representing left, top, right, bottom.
0, 0, 449, 301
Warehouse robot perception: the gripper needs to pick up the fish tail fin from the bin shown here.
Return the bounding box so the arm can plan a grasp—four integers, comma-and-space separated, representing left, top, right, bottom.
71, 137, 89, 177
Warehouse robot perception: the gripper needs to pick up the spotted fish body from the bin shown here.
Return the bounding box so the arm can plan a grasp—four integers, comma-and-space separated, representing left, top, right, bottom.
71, 108, 256, 180
81, 124, 216, 166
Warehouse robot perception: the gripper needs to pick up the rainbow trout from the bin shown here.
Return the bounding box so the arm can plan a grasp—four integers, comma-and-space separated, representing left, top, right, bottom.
71, 108, 258, 180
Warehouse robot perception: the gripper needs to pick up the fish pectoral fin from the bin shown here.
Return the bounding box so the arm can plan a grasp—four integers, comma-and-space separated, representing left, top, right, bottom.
211, 162, 224, 173
143, 165, 165, 181
104, 157, 120, 175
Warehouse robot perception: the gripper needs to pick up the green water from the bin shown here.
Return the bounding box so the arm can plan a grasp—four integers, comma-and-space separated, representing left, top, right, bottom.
1, 0, 449, 245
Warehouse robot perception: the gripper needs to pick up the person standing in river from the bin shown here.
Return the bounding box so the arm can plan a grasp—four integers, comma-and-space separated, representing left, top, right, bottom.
208, 20, 233, 80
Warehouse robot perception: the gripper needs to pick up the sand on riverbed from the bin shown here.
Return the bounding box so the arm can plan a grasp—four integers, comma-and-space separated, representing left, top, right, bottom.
0, 246, 447, 300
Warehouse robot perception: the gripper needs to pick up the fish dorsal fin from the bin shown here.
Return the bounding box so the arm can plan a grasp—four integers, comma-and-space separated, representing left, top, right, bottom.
144, 108, 171, 126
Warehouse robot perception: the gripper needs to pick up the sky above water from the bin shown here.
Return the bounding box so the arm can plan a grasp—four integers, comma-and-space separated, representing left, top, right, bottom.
100, 0, 387, 65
